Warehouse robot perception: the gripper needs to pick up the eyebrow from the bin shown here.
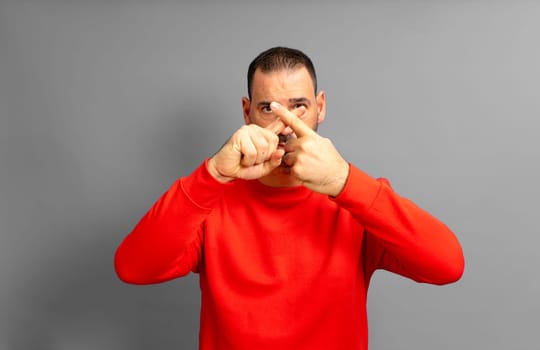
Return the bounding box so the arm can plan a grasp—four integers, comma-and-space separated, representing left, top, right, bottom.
257, 98, 311, 108
288, 97, 311, 106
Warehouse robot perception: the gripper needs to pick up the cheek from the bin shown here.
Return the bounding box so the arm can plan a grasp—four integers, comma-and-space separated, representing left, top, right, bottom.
302, 112, 320, 130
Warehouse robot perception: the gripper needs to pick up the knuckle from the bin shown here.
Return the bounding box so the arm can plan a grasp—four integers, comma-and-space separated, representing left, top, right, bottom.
242, 147, 256, 158
235, 126, 250, 140
291, 165, 302, 177
269, 133, 279, 145
253, 137, 268, 151
296, 154, 305, 166
298, 140, 311, 151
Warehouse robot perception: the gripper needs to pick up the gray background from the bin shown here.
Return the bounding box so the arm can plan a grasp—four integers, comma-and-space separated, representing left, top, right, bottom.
1, 0, 538, 349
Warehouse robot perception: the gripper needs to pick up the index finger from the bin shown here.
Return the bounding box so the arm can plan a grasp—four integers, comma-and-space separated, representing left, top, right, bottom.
270, 101, 315, 137
265, 117, 286, 135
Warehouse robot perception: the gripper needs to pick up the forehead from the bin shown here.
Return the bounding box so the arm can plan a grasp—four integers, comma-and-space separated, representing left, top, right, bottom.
251, 67, 315, 100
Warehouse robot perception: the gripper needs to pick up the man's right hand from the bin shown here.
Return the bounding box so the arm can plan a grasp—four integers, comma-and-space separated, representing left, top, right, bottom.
207, 118, 287, 183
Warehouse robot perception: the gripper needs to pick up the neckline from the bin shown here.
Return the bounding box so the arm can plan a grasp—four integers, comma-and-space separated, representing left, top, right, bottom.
240, 178, 313, 206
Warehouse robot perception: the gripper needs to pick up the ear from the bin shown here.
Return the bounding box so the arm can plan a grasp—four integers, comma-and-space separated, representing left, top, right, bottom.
242, 97, 252, 125
316, 90, 326, 125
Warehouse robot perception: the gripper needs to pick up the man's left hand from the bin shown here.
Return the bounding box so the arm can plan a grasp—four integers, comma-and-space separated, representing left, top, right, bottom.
270, 102, 349, 197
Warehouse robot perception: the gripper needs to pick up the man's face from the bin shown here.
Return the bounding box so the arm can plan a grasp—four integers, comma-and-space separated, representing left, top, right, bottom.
242, 67, 326, 138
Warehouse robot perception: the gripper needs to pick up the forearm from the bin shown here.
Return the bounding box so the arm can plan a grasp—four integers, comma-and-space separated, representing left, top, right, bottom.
333, 165, 464, 284
114, 160, 230, 284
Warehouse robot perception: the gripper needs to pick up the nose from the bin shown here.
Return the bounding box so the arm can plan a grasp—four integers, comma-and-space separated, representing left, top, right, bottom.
281, 126, 293, 135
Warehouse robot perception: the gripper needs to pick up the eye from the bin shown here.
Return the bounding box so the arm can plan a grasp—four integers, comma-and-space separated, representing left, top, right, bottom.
261, 105, 272, 113
293, 103, 307, 110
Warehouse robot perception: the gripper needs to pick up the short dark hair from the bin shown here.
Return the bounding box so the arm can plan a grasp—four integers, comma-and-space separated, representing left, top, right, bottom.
247, 47, 317, 100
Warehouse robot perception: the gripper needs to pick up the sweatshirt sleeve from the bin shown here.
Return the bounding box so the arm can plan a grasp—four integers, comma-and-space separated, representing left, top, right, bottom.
114, 159, 232, 284
332, 164, 465, 285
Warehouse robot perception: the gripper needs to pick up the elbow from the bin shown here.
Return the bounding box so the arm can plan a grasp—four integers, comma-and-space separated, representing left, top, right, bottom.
114, 249, 146, 285
440, 261, 464, 285
433, 251, 465, 285
447, 243, 465, 284
114, 248, 181, 285
114, 259, 134, 284
115, 264, 139, 285
431, 231, 466, 285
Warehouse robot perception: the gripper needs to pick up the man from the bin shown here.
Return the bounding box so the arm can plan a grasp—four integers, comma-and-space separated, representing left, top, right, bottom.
115, 47, 464, 350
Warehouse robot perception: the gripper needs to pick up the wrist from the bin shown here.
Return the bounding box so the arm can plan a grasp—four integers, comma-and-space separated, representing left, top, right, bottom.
329, 161, 350, 197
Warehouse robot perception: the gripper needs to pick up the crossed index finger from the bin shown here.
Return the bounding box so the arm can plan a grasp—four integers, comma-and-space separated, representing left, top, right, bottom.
265, 117, 286, 135
270, 101, 315, 137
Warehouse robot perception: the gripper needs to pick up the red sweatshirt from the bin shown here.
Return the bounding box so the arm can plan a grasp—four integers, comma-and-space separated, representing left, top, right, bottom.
115, 160, 464, 350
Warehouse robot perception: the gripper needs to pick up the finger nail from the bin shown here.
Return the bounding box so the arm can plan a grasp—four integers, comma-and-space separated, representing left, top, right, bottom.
270, 102, 281, 110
